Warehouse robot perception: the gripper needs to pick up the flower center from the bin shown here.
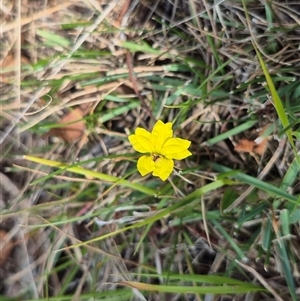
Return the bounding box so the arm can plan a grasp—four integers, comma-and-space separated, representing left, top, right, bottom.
151, 154, 161, 162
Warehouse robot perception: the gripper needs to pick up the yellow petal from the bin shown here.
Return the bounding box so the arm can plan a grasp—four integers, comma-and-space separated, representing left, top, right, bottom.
151, 120, 173, 153
128, 128, 153, 153
137, 155, 155, 176
152, 157, 174, 181
161, 137, 192, 160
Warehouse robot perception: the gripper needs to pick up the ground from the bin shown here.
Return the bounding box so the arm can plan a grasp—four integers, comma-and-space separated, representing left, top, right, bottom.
1, 1, 300, 300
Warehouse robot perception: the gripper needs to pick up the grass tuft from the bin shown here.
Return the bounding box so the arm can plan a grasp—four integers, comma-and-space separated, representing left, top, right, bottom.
1, 1, 300, 300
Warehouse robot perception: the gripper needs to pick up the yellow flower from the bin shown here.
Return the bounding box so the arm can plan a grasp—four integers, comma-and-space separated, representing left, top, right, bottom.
128, 120, 192, 181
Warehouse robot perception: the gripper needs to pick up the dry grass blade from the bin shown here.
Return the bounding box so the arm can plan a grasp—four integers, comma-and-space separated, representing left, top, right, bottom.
2, 2, 73, 33
1, 0, 300, 300
236, 260, 284, 301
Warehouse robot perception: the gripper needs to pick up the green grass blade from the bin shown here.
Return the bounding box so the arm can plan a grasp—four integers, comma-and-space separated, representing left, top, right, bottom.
255, 49, 295, 149
241, 0, 296, 158
99, 101, 140, 123
57, 179, 231, 250
275, 241, 297, 301
129, 273, 258, 286
213, 163, 297, 204
23, 155, 156, 196
204, 118, 258, 146
122, 281, 265, 295
211, 219, 247, 261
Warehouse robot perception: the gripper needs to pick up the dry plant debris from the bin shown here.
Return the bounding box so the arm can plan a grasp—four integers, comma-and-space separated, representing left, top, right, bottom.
235, 126, 270, 156
44, 107, 87, 143
0, 230, 15, 267
1, 0, 300, 300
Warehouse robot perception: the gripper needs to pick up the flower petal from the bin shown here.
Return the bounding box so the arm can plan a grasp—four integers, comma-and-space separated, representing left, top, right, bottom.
151, 120, 173, 153
137, 155, 155, 176
161, 137, 192, 160
152, 157, 174, 181
128, 128, 153, 153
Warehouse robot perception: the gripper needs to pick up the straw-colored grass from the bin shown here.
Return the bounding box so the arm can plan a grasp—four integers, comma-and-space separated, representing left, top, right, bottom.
1, 1, 300, 300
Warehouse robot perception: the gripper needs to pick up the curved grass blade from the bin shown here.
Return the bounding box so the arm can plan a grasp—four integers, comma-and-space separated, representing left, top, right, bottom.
23, 155, 156, 196
58, 179, 230, 251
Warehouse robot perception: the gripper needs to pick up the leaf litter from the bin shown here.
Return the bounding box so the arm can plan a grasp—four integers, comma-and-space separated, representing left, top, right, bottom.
1, 0, 300, 300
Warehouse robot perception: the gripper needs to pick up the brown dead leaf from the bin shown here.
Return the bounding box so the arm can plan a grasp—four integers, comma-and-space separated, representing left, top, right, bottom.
46, 108, 86, 143
1, 53, 30, 83
235, 127, 269, 156
0, 230, 14, 267
2, 53, 16, 69
1, 53, 30, 69
234, 139, 256, 154
253, 136, 268, 156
